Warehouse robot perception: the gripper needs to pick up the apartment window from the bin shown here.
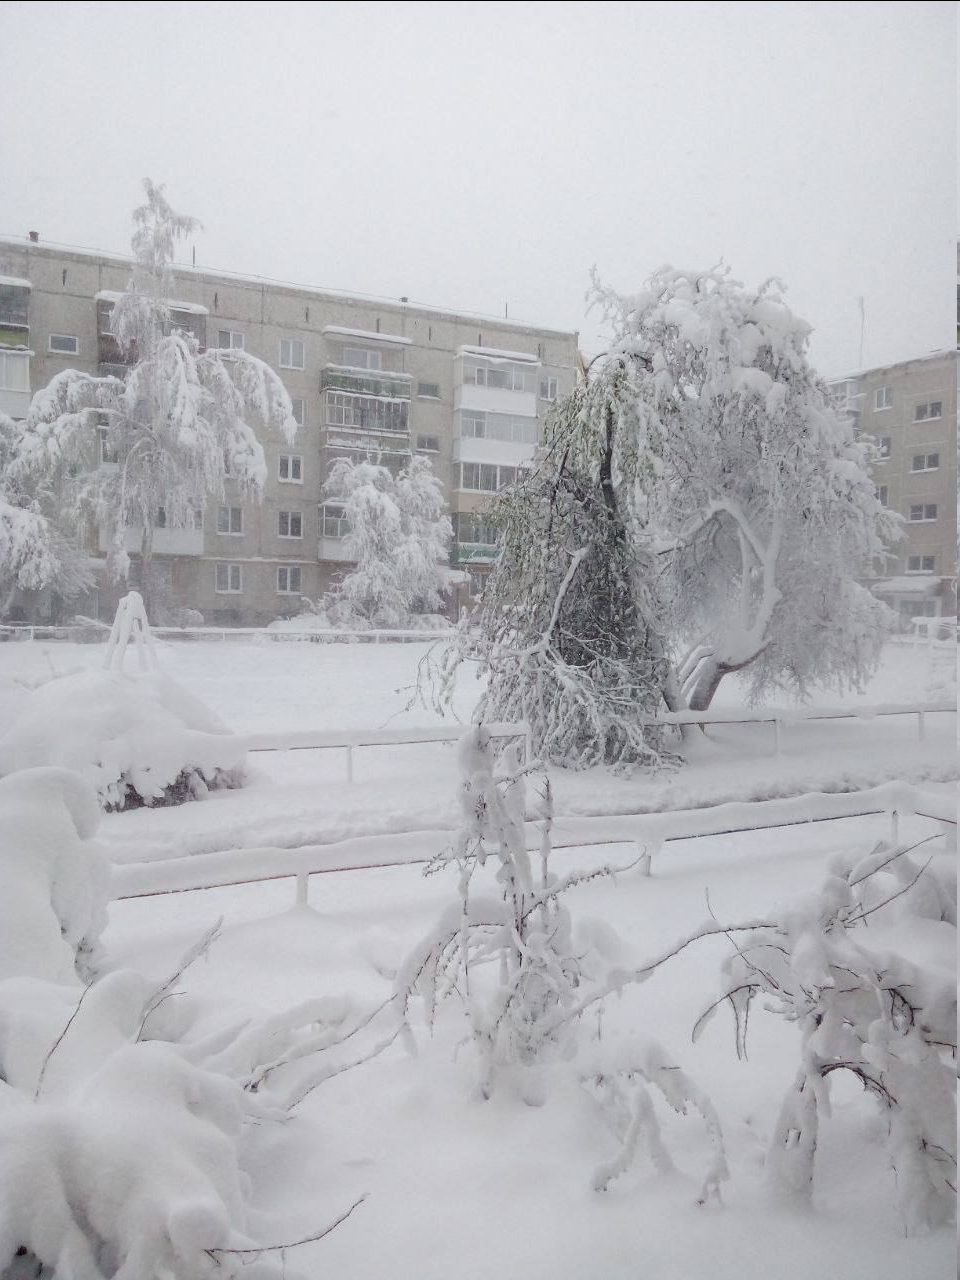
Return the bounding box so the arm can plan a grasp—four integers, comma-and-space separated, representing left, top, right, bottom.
417, 381, 441, 399
455, 513, 499, 546
217, 505, 243, 534
290, 397, 305, 425
416, 434, 440, 453
0, 284, 29, 329
279, 338, 304, 369
539, 376, 558, 401
459, 462, 516, 492
877, 436, 891, 459
907, 555, 936, 574
459, 410, 537, 445
341, 346, 382, 370
913, 401, 942, 422
908, 503, 938, 522
325, 390, 408, 433
215, 563, 242, 593
278, 454, 303, 482
277, 565, 302, 594
876, 485, 888, 506
0, 350, 29, 392
48, 334, 79, 355
874, 386, 893, 410
910, 453, 939, 472
97, 302, 114, 336
321, 504, 348, 538
278, 510, 303, 538
473, 364, 534, 393
466, 569, 486, 598
217, 330, 244, 350
155, 506, 167, 529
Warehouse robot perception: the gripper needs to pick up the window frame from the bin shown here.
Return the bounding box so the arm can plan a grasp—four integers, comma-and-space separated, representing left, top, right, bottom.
278, 454, 303, 483
539, 375, 558, 402
0, 350, 30, 392
416, 434, 440, 453
907, 503, 938, 523
417, 381, 441, 399
320, 503, 348, 539
910, 452, 939, 472
278, 509, 303, 539
48, 334, 79, 356
907, 554, 936, 574
913, 401, 943, 422
290, 397, 305, 426
279, 338, 305, 370
342, 346, 382, 371
874, 386, 893, 411
276, 564, 302, 595
214, 562, 242, 594
216, 504, 243, 535
217, 329, 244, 351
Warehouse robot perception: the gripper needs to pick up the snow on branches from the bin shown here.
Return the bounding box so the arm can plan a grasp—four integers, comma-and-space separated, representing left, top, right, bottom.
321, 455, 453, 627
8, 180, 297, 611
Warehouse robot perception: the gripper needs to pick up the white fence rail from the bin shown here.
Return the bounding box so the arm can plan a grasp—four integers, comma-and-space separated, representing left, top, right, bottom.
110, 783, 955, 904
0, 622, 449, 645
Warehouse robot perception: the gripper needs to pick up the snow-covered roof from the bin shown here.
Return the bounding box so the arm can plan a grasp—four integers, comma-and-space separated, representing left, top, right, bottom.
873, 576, 941, 596
94, 290, 209, 315
322, 325, 412, 346
324, 363, 412, 379
0, 276, 31, 290
0, 345, 32, 354
458, 345, 540, 364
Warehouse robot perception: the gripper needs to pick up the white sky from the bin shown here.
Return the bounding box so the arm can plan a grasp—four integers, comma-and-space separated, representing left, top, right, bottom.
1, 1, 954, 375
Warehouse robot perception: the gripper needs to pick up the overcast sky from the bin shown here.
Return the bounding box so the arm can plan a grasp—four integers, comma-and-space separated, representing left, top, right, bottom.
1, 1, 954, 374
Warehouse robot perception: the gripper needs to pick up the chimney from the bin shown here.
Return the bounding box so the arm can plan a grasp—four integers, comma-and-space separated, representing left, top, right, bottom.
28, 230, 39, 243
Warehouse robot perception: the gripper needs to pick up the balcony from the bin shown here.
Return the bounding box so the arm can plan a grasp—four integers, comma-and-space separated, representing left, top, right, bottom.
321, 366, 412, 400
0, 278, 30, 348
453, 542, 498, 564
98, 525, 204, 557
318, 537, 354, 562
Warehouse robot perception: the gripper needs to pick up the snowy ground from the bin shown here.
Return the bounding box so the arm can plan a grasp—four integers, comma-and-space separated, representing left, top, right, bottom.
0, 637, 956, 1276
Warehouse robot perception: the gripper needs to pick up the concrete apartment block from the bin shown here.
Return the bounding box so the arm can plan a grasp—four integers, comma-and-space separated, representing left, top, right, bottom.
0, 235, 579, 625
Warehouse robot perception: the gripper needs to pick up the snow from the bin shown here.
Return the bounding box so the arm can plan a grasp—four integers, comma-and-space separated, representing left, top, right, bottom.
459, 343, 540, 363
0, 635, 953, 1276
0, 276, 31, 290
94, 288, 209, 314
874, 575, 941, 595
322, 325, 412, 345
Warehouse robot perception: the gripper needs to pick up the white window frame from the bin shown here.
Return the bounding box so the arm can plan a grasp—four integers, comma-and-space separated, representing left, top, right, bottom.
278, 454, 303, 483
907, 554, 936, 574
290, 397, 305, 426
416, 434, 440, 453
277, 565, 302, 594
876, 436, 891, 460
910, 452, 939, 472
342, 346, 382, 371
913, 401, 943, 422
458, 461, 516, 493
279, 338, 305, 370
907, 503, 938, 523
874, 386, 893, 411
217, 505, 243, 535
48, 334, 79, 356
278, 510, 303, 539
539, 375, 558, 402
215, 562, 242, 593
217, 329, 244, 350
417, 381, 441, 399
320, 503, 348, 539
0, 350, 29, 392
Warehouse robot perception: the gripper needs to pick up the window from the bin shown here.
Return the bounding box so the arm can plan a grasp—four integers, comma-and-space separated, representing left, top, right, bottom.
874, 386, 893, 410
48, 334, 79, 355
458, 462, 516, 492
279, 338, 304, 369
324, 391, 408, 433
217, 505, 243, 534
215, 563, 242, 593
907, 555, 936, 573
877, 436, 891, 459
0, 284, 29, 329
290, 397, 304, 426
910, 453, 939, 472
97, 302, 114, 336
908, 503, 938, 522
342, 346, 382, 371
913, 401, 942, 421
278, 510, 302, 538
473, 364, 534, 393
416, 434, 440, 452
218, 330, 244, 350
0, 351, 29, 392
321, 504, 348, 538
417, 381, 441, 399
459, 410, 537, 444
876, 485, 888, 506
277, 565, 302, 594
455, 513, 498, 546
539, 376, 558, 401
278, 454, 303, 482
155, 506, 167, 529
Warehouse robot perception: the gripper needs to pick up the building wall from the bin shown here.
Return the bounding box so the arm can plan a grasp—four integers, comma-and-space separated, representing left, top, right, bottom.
833, 350, 957, 622
0, 237, 578, 624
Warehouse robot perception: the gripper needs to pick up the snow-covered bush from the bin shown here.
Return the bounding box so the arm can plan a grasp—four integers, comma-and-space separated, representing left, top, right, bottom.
396, 728, 725, 1192
693, 840, 957, 1232
0, 667, 245, 810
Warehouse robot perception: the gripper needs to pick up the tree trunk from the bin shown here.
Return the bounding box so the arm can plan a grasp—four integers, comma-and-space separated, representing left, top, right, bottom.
686, 650, 763, 712
139, 523, 155, 624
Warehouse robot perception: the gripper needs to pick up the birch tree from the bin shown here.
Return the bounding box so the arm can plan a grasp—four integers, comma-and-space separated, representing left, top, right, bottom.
9, 180, 298, 618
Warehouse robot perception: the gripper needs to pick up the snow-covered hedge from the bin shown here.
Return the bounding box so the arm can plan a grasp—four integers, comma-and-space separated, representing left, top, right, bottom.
0, 668, 246, 810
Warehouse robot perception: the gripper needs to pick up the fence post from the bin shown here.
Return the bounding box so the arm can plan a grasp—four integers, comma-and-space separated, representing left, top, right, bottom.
295, 872, 309, 907
346, 745, 354, 784
637, 845, 652, 877
917, 711, 925, 742
889, 808, 900, 848
772, 717, 781, 757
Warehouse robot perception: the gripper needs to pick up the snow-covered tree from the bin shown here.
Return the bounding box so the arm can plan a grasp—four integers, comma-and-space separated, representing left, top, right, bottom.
8, 180, 297, 617
588, 266, 899, 710
0, 412, 94, 618
322, 455, 453, 627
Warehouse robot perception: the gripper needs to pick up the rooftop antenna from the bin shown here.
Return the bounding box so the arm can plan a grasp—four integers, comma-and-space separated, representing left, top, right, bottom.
857, 295, 865, 369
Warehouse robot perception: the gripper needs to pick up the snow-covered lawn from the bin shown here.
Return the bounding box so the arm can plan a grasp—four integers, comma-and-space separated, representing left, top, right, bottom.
0, 636, 955, 1277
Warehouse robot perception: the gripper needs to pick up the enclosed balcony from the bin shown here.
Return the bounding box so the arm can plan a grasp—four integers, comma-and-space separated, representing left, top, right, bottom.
0, 278, 30, 349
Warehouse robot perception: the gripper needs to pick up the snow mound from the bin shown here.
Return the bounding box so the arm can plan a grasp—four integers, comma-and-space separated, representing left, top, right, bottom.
0, 668, 247, 810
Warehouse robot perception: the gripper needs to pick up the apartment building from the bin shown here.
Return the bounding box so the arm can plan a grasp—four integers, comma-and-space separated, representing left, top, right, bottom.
0, 235, 579, 624
831, 349, 957, 624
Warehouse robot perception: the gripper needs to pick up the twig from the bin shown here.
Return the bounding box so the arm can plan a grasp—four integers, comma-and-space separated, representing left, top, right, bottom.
845, 857, 936, 924
205, 1194, 367, 1261
35, 983, 93, 1100
135, 916, 223, 1041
